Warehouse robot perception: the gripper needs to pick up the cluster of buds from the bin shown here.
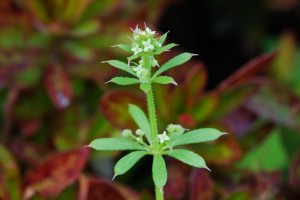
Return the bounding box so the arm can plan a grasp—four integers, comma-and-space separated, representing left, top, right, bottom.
157, 124, 185, 144
130, 25, 161, 83
122, 128, 148, 146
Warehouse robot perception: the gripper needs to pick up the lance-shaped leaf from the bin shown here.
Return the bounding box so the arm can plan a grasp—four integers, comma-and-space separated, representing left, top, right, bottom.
108, 77, 140, 85
153, 43, 178, 55
152, 76, 177, 85
153, 53, 194, 78
152, 155, 167, 187
88, 138, 146, 151
128, 54, 140, 62
158, 31, 169, 44
23, 148, 89, 198
103, 60, 135, 75
114, 151, 147, 177
112, 44, 132, 53
167, 149, 210, 170
128, 104, 151, 142
172, 128, 226, 146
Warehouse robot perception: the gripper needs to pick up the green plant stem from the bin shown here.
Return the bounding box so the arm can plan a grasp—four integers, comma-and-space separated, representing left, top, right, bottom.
144, 55, 164, 200
155, 185, 164, 200
147, 85, 159, 148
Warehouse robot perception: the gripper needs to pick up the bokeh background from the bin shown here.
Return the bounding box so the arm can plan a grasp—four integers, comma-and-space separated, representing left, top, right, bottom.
1, 0, 300, 199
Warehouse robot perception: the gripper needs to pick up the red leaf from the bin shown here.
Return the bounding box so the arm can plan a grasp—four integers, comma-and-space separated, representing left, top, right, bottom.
17, 118, 42, 137
165, 162, 189, 199
78, 175, 140, 200
44, 64, 72, 110
221, 106, 257, 137
193, 135, 242, 166
23, 147, 89, 198
0, 175, 10, 200
217, 52, 277, 92
189, 169, 214, 200
87, 179, 126, 200
184, 63, 207, 110
289, 153, 300, 190
100, 90, 145, 129
2, 86, 20, 142
178, 113, 196, 129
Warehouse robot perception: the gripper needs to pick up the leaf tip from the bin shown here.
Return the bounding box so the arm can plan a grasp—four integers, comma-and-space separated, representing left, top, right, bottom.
112, 174, 118, 181
101, 60, 108, 64
84, 144, 91, 148
191, 53, 199, 57
105, 80, 112, 84
221, 132, 229, 135
205, 165, 211, 172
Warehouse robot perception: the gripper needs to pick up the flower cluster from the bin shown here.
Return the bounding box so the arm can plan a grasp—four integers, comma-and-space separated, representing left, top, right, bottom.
131, 26, 162, 55
130, 25, 161, 83
121, 124, 185, 149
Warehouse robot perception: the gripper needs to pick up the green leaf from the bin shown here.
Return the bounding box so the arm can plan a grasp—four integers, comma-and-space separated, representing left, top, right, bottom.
237, 128, 289, 172
128, 104, 151, 142
71, 20, 99, 37
128, 54, 140, 61
112, 44, 132, 53
114, 151, 147, 176
158, 31, 169, 44
140, 83, 151, 93
153, 53, 194, 78
88, 138, 146, 151
152, 76, 177, 85
152, 155, 167, 187
167, 149, 209, 170
172, 128, 226, 146
153, 43, 178, 55
224, 191, 250, 200
103, 60, 135, 75
108, 77, 140, 85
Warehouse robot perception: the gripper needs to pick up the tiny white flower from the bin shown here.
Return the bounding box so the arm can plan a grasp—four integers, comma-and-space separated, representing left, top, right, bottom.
142, 39, 154, 52
133, 64, 143, 73
151, 57, 159, 67
133, 26, 141, 35
136, 129, 145, 136
157, 131, 170, 144
131, 44, 143, 55
146, 27, 155, 35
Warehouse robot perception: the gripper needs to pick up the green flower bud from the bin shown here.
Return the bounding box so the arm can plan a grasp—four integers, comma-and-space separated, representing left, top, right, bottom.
122, 129, 132, 138
136, 129, 145, 137
167, 124, 185, 137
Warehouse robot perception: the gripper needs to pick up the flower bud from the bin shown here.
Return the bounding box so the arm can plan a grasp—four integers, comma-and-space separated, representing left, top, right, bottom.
167, 124, 185, 137
136, 129, 145, 137
122, 129, 132, 137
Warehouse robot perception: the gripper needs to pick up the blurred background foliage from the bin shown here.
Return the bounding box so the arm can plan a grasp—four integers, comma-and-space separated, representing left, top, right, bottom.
0, 0, 300, 199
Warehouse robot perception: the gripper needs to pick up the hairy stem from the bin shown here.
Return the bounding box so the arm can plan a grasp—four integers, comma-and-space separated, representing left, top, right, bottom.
144, 56, 164, 200
147, 85, 159, 149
